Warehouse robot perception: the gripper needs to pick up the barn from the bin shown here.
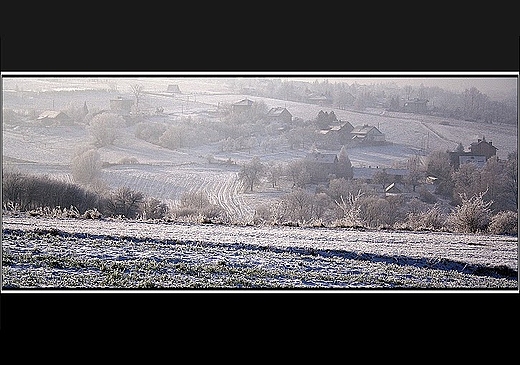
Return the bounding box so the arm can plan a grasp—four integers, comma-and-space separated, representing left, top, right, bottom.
36, 110, 72, 126
266, 107, 292, 123
231, 98, 254, 113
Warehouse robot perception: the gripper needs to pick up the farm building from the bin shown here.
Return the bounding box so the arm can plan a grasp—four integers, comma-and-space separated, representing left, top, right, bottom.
351, 124, 385, 144
305, 150, 353, 182
36, 110, 72, 126
305, 91, 333, 106
305, 151, 339, 182
469, 137, 497, 160
448, 137, 498, 169
316, 121, 354, 148
402, 98, 429, 114
110, 97, 134, 115
231, 98, 254, 113
266, 107, 292, 123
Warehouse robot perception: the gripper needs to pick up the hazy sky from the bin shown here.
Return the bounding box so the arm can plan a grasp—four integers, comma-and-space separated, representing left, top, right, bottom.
293, 76, 517, 93
3, 73, 517, 99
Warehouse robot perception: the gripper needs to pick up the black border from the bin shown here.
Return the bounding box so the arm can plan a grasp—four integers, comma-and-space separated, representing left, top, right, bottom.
2, 35, 519, 72
1, 33, 518, 333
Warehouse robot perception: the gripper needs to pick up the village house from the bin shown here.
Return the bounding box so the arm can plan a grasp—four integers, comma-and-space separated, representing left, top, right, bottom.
265, 107, 292, 123
316, 121, 354, 148
305, 149, 354, 182
350, 124, 385, 145
305, 151, 339, 183
385, 182, 403, 196
469, 137, 497, 160
448, 137, 498, 169
231, 98, 254, 113
36, 110, 72, 126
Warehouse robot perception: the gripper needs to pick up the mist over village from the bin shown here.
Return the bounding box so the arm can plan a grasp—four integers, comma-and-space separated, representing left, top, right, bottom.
2, 74, 518, 289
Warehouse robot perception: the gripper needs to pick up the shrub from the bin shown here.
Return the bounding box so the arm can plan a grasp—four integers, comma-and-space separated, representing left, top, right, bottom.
357, 195, 397, 228
405, 204, 446, 231
448, 192, 493, 233
140, 197, 169, 220
418, 186, 437, 204
488, 211, 518, 236
83, 208, 102, 219
104, 187, 144, 218
170, 191, 225, 222
71, 148, 102, 186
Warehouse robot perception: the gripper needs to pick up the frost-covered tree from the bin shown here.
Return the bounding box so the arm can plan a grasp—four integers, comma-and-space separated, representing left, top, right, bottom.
130, 84, 144, 113
88, 112, 125, 147
239, 157, 265, 192
488, 210, 517, 235
71, 148, 103, 187
141, 197, 169, 220
448, 191, 493, 233
334, 189, 364, 227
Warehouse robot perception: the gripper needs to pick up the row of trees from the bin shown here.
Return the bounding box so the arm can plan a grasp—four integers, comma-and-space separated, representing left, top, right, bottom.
1, 174, 231, 226
237, 148, 353, 193
230, 79, 517, 125
235, 147, 517, 234
425, 150, 517, 212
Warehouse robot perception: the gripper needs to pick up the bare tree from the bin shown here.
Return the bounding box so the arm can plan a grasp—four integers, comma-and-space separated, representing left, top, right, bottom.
105, 187, 144, 218
130, 84, 144, 113
372, 169, 392, 190
265, 162, 283, 188
141, 197, 169, 219
239, 157, 265, 192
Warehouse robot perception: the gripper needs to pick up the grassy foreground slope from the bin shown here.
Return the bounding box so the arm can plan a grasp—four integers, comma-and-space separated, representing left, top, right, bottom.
2, 216, 517, 290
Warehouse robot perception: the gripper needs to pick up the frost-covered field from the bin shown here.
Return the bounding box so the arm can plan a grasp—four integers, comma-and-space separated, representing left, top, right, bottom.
3, 82, 518, 221
2, 216, 518, 290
